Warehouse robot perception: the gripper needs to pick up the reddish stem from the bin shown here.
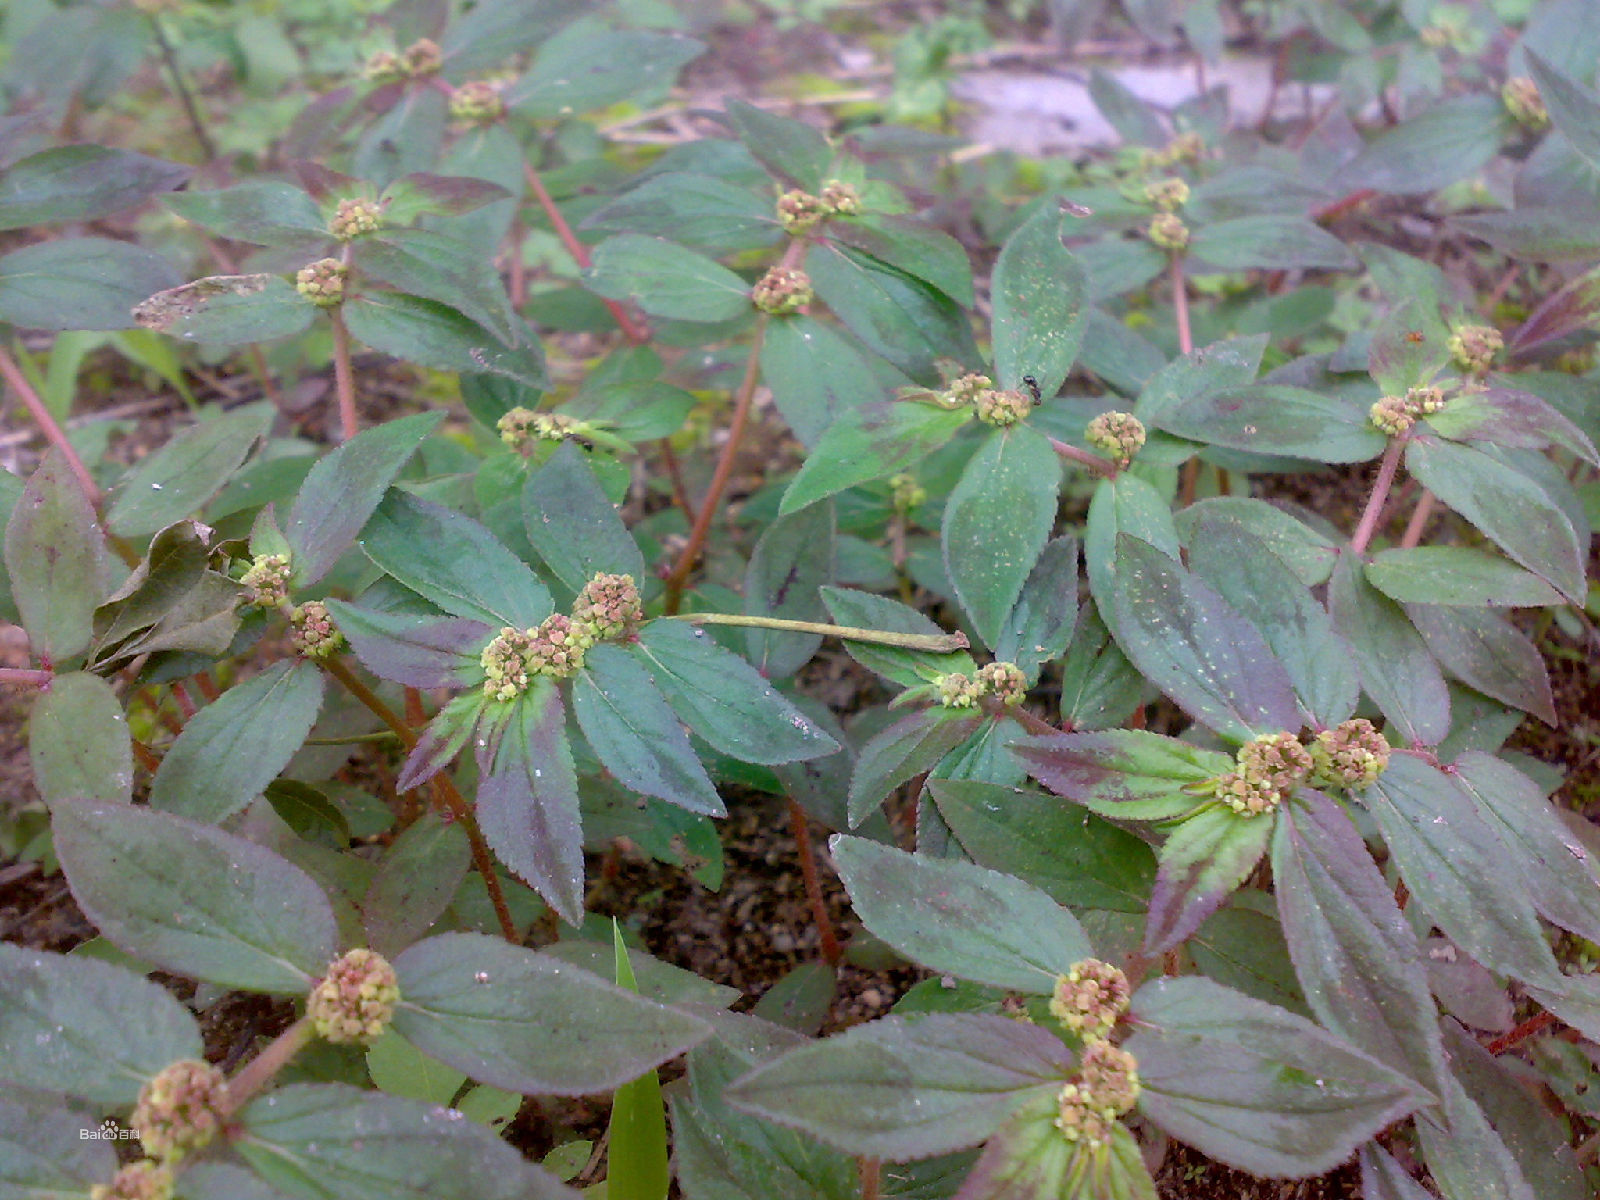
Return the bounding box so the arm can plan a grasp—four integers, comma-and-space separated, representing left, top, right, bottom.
224, 1019, 313, 1117
787, 796, 843, 966
1171, 253, 1193, 357
194, 671, 220, 703
1400, 489, 1435, 549
0, 344, 101, 506
329, 309, 359, 442
1311, 189, 1376, 225
0, 667, 53, 687
1048, 436, 1116, 478
169, 680, 198, 720
1484, 1009, 1557, 1056
858, 1157, 881, 1200
1350, 439, 1406, 556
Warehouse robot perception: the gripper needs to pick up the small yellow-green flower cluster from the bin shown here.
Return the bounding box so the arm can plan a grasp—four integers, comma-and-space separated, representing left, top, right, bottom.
330, 197, 383, 241
130, 1060, 229, 1163
239, 553, 291, 609
363, 50, 406, 83
1145, 176, 1190, 211
775, 180, 862, 234
481, 625, 535, 701
480, 575, 645, 699
1049, 958, 1131, 1040
1308, 718, 1390, 790
288, 601, 343, 659
819, 179, 861, 215
449, 80, 506, 125
944, 372, 993, 407
570, 572, 645, 643
295, 258, 346, 307
1085, 411, 1146, 467
1502, 77, 1549, 130
402, 38, 442, 77
1147, 211, 1190, 251
91, 1161, 173, 1200
525, 613, 588, 679
1211, 731, 1313, 817
1448, 324, 1502, 377
308, 948, 401, 1046
889, 472, 926, 512
751, 266, 814, 315
1370, 384, 1448, 437
974, 387, 1032, 428
1054, 1031, 1140, 1148
934, 662, 1027, 709
496, 407, 596, 455
1142, 131, 1204, 169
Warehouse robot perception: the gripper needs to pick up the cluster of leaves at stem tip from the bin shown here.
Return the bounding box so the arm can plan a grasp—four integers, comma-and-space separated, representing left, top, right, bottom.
5, 0, 1600, 1198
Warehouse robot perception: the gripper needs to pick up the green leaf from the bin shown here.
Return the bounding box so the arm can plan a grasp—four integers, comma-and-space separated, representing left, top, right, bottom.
988, 206, 1087, 400
1414, 1071, 1538, 1200
1271, 790, 1446, 1098
724, 98, 833, 189
439, 0, 587, 74
391, 932, 711, 1094
960, 1097, 1156, 1200
343, 292, 546, 386
583, 234, 750, 323
1340, 95, 1509, 194
52, 798, 339, 992
29, 671, 130, 804
832, 835, 1091, 992
0, 236, 181, 331
475, 684, 584, 924
0, 945, 200, 1106
362, 811, 472, 959
1327, 553, 1451, 746
780, 401, 970, 515
0, 1096, 117, 1199
582, 172, 779, 256
943, 426, 1061, 650
1012, 729, 1231, 821
149, 661, 327, 823
573, 644, 725, 816
819, 586, 976, 690
325, 603, 488, 690
847, 706, 985, 827
1528, 50, 1600, 175
742, 502, 835, 678
1083, 473, 1181, 627
1407, 438, 1585, 601
1108, 536, 1300, 742
929, 779, 1156, 912
379, 171, 512, 223
726, 1014, 1072, 1160
1365, 754, 1559, 983
1134, 334, 1268, 425
1156, 385, 1385, 463
355, 229, 518, 345
829, 214, 975, 308
606, 927, 671, 1200
511, 30, 704, 117
806, 241, 978, 381
285, 410, 443, 586
1406, 603, 1555, 724
1362, 1144, 1441, 1200
1367, 546, 1565, 608
1452, 206, 1600, 261
993, 536, 1078, 682
1144, 806, 1273, 954
633, 622, 838, 764
1055, 602, 1146, 732
0, 145, 189, 230
1188, 892, 1306, 1016
1127, 976, 1427, 1177
237, 1083, 578, 1200
87, 522, 241, 671
106, 405, 273, 538
132, 274, 315, 346
1190, 215, 1359, 271
760, 315, 906, 447
1174, 497, 1337, 586
4, 448, 113, 662
164, 181, 327, 246
1187, 521, 1357, 728
362, 490, 551, 627
521, 440, 644, 591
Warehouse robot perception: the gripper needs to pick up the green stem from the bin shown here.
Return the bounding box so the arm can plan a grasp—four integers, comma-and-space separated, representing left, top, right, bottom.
664, 611, 968, 653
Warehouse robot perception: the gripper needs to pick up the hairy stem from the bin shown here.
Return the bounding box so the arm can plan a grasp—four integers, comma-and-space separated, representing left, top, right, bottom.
329, 309, 359, 442
1350, 439, 1406, 556
1400, 488, 1435, 549
224, 1019, 313, 1116
665, 611, 968, 652
0, 343, 101, 505
320, 655, 519, 942
858, 1157, 881, 1200
787, 797, 843, 966
1048, 436, 1116, 478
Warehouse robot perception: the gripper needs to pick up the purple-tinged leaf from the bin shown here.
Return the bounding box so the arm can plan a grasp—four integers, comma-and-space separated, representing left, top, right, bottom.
285, 410, 442, 586
1108, 535, 1300, 742
1405, 604, 1556, 725
953, 1095, 1155, 1200
396, 692, 482, 793
1424, 386, 1600, 465
781, 401, 971, 516
1425, 937, 1513, 1034
1128, 976, 1427, 1178
1154, 385, 1386, 464
52, 798, 338, 993
1143, 806, 1272, 954
726, 1014, 1073, 1160
1189, 892, 1306, 1015
0, 145, 190, 230
4, 448, 114, 662
831, 836, 1092, 993
392, 933, 711, 1097
1509, 263, 1600, 356
990, 206, 1086, 400
1527, 50, 1600, 175
1367, 299, 1451, 396
1327, 553, 1451, 745
1364, 754, 1559, 983
380, 172, 512, 223
323, 601, 487, 690
846, 706, 985, 828
474, 682, 584, 925
1271, 790, 1446, 1098
1453, 206, 1600, 261
1011, 729, 1229, 821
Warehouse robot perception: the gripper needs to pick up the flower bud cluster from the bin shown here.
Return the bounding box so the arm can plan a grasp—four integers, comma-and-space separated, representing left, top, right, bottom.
1147, 211, 1190, 251
936, 672, 985, 708
308, 948, 400, 1045
1143, 131, 1204, 168
1054, 1041, 1141, 1149
819, 179, 861, 215
1370, 384, 1450, 437
943, 372, 993, 406
480, 575, 645, 699
751, 266, 814, 315
775, 179, 862, 235
295, 258, 346, 307
1308, 718, 1390, 790
1209, 731, 1313, 817
402, 38, 442, 77
449, 80, 506, 125
974, 387, 1031, 427
363, 50, 406, 83
289, 601, 344, 659
1145, 176, 1190, 211
570, 572, 645, 643
1085, 411, 1146, 466
239, 553, 291, 609
889, 472, 926, 512
1049, 958, 1131, 1039
1502, 77, 1549, 129
481, 625, 535, 701
934, 661, 1026, 709
131, 1060, 229, 1162
496, 407, 597, 455
1448, 324, 1502, 376
91, 1161, 173, 1200
330, 197, 383, 240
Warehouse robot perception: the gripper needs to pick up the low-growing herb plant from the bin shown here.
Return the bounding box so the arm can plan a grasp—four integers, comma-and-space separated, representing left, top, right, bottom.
3, 1, 1600, 1198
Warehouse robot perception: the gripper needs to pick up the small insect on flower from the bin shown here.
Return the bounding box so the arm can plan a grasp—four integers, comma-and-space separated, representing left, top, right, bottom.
1022, 375, 1043, 404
